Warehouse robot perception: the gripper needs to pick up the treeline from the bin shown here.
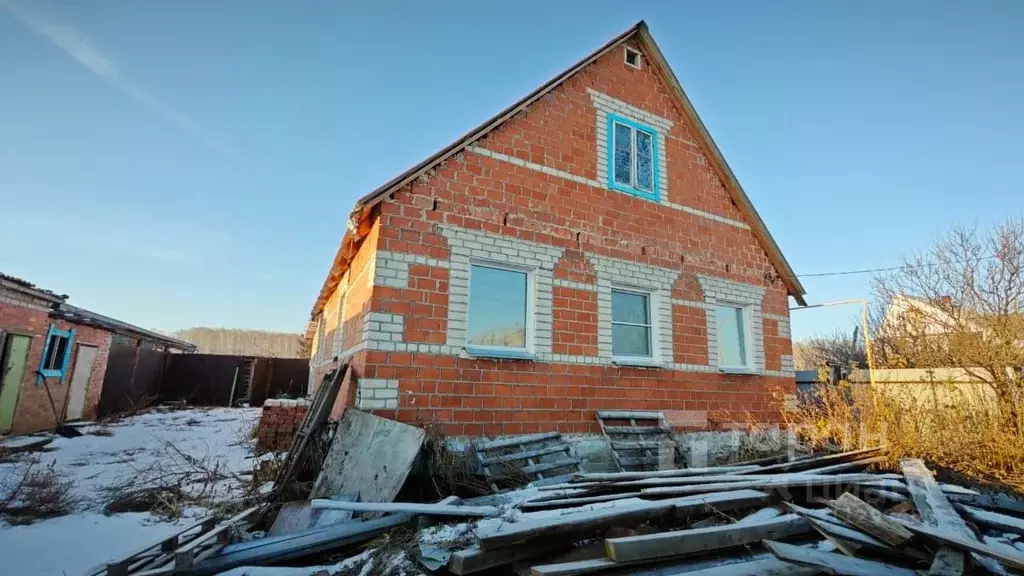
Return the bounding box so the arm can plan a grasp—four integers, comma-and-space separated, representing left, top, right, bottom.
172, 327, 306, 358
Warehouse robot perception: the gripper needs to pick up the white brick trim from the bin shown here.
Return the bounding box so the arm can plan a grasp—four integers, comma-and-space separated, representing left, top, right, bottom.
588, 89, 670, 204
465, 147, 748, 230
763, 312, 791, 339
697, 275, 767, 371
439, 225, 564, 354
355, 378, 399, 409
553, 279, 597, 292
589, 254, 679, 363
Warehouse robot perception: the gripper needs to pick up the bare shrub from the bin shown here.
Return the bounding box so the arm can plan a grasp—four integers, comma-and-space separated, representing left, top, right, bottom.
1, 461, 79, 524
103, 441, 251, 519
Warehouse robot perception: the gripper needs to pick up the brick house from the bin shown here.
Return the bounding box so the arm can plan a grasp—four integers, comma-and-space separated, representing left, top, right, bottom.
0, 273, 195, 434
306, 21, 806, 438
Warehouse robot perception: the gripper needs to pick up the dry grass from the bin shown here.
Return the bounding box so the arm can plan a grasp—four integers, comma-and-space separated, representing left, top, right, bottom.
418, 422, 492, 497
102, 440, 252, 519
776, 379, 1024, 492
0, 461, 80, 524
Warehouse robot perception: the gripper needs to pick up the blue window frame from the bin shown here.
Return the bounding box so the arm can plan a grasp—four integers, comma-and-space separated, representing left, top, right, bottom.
607, 113, 659, 201
38, 324, 75, 384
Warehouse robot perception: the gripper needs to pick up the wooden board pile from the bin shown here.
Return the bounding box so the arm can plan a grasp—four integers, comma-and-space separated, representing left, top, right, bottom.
331, 447, 1024, 576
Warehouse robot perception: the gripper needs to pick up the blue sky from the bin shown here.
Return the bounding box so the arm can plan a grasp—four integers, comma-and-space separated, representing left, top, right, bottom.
1, 1, 1021, 339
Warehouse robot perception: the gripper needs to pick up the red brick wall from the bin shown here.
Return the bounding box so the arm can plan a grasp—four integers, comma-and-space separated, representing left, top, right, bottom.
1, 293, 112, 434
314, 38, 796, 436
256, 399, 309, 452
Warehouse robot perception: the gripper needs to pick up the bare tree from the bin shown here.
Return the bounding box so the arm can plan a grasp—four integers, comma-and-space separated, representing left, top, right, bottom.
793, 327, 868, 371
872, 217, 1024, 429
171, 328, 306, 358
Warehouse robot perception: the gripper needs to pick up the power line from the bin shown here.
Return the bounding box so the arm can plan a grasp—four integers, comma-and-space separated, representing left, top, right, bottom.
789, 254, 1001, 281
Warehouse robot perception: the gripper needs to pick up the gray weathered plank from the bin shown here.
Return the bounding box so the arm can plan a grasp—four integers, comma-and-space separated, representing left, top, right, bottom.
602, 425, 666, 435
901, 458, 975, 576
734, 447, 883, 475
310, 409, 425, 501
605, 513, 810, 563
476, 431, 562, 451
477, 490, 770, 550
449, 537, 578, 575
827, 492, 914, 547
957, 504, 1024, 537
519, 492, 640, 511
310, 499, 500, 517
764, 539, 918, 576
572, 465, 759, 482
478, 444, 569, 465
891, 515, 1024, 571
596, 410, 664, 420
798, 456, 886, 476
640, 473, 880, 496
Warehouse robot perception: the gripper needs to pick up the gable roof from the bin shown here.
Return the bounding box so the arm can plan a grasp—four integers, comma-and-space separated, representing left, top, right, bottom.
311, 20, 806, 320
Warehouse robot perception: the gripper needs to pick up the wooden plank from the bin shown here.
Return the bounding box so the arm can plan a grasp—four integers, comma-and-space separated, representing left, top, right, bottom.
601, 425, 665, 435
519, 492, 640, 511
449, 537, 578, 575
764, 539, 918, 576
615, 472, 846, 488
734, 447, 883, 475
827, 492, 914, 547
309, 499, 501, 517
957, 504, 1024, 537
605, 513, 810, 563
476, 431, 561, 451
175, 514, 413, 575
172, 506, 260, 570
798, 456, 886, 475
572, 464, 759, 482
479, 444, 569, 465
901, 458, 975, 576
310, 409, 425, 500
946, 492, 1024, 516
101, 514, 217, 575
596, 410, 664, 420
640, 473, 881, 496
891, 517, 1024, 574
477, 489, 770, 550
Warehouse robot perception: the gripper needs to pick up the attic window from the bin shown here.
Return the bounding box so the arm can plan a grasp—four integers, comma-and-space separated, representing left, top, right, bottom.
624, 47, 641, 69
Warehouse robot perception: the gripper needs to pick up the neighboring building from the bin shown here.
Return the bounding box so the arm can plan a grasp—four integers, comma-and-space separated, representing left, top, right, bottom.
0, 273, 195, 434
881, 294, 960, 337
306, 21, 806, 437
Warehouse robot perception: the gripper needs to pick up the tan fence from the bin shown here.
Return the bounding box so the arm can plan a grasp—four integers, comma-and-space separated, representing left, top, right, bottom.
848, 368, 997, 407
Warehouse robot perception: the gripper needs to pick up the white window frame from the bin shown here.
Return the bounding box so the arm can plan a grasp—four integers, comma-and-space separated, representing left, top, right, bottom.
624, 47, 642, 69
715, 302, 755, 372
610, 285, 661, 366
465, 260, 536, 358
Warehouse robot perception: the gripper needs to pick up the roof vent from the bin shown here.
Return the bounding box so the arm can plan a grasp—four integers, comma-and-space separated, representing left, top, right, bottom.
624, 47, 641, 69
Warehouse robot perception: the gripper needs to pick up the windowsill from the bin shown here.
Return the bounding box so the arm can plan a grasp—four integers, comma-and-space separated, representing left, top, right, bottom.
612, 357, 664, 368
39, 369, 62, 378
464, 346, 536, 361
609, 182, 659, 202
719, 366, 758, 375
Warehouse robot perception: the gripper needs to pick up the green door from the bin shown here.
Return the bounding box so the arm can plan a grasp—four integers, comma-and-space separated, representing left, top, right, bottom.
0, 334, 30, 433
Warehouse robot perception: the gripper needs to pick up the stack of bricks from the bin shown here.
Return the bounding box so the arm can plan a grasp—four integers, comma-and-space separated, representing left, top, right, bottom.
255, 399, 310, 452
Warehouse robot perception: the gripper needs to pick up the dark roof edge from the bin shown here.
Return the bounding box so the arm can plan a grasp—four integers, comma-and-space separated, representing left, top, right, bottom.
51, 304, 197, 351
0, 274, 67, 304
352, 21, 645, 212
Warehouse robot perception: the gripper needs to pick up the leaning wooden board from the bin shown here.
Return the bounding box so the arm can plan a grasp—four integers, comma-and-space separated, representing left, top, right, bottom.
311, 408, 426, 501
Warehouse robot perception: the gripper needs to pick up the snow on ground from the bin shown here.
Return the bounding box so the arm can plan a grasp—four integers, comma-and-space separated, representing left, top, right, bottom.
0, 406, 261, 576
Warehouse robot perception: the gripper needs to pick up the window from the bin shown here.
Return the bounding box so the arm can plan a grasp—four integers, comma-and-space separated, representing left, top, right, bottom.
467, 264, 530, 355
38, 325, 74, 380
611, 289, 653, 359
624, 47, 641, 69
716, 304, 752, 370
608, 114, 658, 201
